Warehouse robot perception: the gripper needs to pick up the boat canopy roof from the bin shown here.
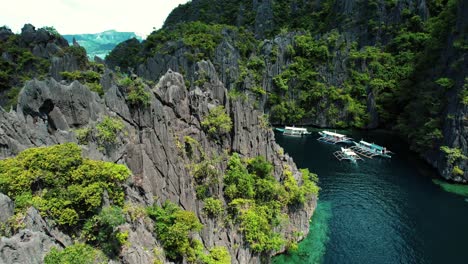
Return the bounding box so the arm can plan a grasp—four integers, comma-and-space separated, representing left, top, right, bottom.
360, 140, 384, 150
322, 130, 346, 138
285, 126, 308, 132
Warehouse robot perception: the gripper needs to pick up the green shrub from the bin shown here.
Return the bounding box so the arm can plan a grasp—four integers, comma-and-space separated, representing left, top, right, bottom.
75, 127, 91, 144
224, 153, 255, 200
118, 77, 151, 107
203, 198, 223, 217
440, 146, 467, 164
435, 77, 454, 89
60, 70, 103, 96
223, 153, 319, 252
118, 76, 133, 86
127, 84, 151, 106
116, 230, 130, 247
201, 106, 232, 136
230, 199, 285, 252
199, 246, 231, 264
0, 143, 131, 227
452, 166, 464, 176
44, 243, 107, 264
86, 82, 104, 96
123, 202, 148, 221
147, 201, 203, 262
96, 116, 125, 144
82, 206, 126, 256
192, 159, 220, 184
4, 86, 21, 110
247, 156, 273, 179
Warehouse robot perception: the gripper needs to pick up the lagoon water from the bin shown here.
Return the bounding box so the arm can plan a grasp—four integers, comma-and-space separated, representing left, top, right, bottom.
273, 129, 468, 264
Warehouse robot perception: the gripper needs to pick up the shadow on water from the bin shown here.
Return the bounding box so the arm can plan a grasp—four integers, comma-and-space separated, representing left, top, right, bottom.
272, 128, 468, 264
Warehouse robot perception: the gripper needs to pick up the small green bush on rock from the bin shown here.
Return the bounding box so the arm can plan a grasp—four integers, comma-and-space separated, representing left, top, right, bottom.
203, 197, 223, 217
201, 106, 232, 136
44, 243, 107, 264
96, 116, 125, 144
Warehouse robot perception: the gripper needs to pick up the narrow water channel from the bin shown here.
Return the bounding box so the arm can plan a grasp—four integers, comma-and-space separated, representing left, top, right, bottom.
273, 129, 468, 264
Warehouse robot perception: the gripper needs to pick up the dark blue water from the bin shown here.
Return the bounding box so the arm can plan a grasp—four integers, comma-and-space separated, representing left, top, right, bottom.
273, 129, 468, 264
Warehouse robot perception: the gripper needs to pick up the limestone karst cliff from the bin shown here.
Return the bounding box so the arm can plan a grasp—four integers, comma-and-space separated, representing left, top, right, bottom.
106, 0, 467, 181
0, 39, 317, 262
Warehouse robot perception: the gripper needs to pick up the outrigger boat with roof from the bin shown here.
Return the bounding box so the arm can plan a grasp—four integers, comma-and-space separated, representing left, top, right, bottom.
317, 130, 353, 144
275, 126, 311, 136
333, 147, 362, 162
349, 140, 393, 158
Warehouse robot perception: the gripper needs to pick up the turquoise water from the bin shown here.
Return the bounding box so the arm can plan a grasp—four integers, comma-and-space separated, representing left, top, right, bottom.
273, 129, 468, 264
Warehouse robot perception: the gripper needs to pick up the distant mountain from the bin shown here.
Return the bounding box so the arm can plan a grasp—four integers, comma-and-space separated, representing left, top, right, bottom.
63, 30, 142, 59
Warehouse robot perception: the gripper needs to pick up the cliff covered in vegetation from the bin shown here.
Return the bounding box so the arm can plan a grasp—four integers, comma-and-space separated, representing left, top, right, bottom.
0, 25, 317, 263
106, 0, 467, 182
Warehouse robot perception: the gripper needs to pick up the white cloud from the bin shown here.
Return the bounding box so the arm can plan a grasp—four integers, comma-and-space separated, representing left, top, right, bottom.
2, 0, 190, 37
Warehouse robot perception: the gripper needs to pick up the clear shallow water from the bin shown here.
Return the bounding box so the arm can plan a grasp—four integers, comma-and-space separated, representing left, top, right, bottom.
273, 129, 468, 264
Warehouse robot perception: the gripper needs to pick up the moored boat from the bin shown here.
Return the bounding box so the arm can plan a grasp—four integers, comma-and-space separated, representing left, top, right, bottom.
333, 147, 362, 162
317, 130, 353, 144
351, 140, 392, 158
281, 126, 311, 136
275, 126, 310, 136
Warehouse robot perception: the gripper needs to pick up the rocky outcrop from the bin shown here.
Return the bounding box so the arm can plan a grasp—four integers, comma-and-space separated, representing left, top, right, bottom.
0, 60, 316, 263
0, 193, 14, 223
426, 0, 468, 182
0, 230, 60, 264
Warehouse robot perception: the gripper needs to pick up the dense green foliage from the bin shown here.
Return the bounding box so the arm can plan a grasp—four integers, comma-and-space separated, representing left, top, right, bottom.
45, 243, 107, 264
106, 22, 256, 72
203, 197, 224, 217
0, 34, 49, 94
96, 116, 125, 145
147, 201, 230, 263
224, 154, 319, 252
60, 70, 103, 96
192, 158, 221, 200
440, 146, 468, 165
106, 38, 143, 70
117, 76, 151, 107
147, 201, 203, 261
82, 206, 127, 256
143, 0, 465, 156
0, 143, 130, 227
201, 106, 233, 136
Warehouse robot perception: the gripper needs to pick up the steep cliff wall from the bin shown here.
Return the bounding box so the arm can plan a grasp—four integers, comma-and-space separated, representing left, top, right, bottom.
0, 60, 316, 263
106, 0, 467, 182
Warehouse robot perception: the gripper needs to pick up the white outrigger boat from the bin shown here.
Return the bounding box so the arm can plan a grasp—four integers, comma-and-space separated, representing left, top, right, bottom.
333, 147, 362, 162
349, 140, 393, 158
317, 130, 353, 144
275, 126, 311, 136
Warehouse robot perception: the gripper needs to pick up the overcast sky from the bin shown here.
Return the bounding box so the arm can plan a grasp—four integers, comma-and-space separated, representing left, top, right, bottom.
2, 0, 190, 37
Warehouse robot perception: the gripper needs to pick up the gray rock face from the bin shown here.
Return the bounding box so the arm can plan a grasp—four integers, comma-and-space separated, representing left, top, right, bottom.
0, 230, 60, 264
0, 193, 14, 223
425, 0, 468, 182
0, 62, 316, 263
